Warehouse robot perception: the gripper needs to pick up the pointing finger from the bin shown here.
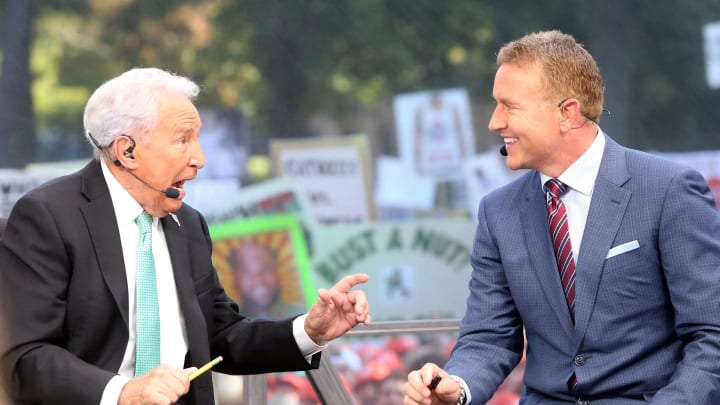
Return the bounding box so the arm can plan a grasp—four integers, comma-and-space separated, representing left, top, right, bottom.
331, 273, 369, 293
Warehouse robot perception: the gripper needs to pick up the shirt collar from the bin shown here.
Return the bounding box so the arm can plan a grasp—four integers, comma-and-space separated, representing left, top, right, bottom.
100, 159, 151, 227
100, 160, 181, 227
540, 128, 606, 196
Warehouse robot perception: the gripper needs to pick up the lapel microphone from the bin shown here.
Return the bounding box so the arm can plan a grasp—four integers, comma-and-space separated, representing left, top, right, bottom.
88, 133, 182, 199
500, 144, 508, 156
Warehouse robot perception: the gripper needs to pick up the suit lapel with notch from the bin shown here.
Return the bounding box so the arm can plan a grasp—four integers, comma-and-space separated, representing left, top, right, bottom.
519, 136, 632, 343
161, 214, 210, 366
79, 161, 130, 328
572, 137, 631, 347
520, 172, 575, 340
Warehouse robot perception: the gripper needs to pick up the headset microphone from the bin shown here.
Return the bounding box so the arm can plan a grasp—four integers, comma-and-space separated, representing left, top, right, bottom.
89, 132, 182, 199
126, 170, 181, 199
163, 187, 181, 199
499, 144, 508, 156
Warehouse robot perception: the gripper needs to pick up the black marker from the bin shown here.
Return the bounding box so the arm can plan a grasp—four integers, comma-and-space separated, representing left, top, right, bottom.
428, 375, 442, 390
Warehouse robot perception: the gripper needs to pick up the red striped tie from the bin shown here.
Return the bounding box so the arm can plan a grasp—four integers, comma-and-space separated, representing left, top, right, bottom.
544, 179, 576, 321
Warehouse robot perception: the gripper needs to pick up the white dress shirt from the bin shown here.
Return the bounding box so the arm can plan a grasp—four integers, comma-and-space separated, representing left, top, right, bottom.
540, 129, 605, 258
98, 160, 322, 404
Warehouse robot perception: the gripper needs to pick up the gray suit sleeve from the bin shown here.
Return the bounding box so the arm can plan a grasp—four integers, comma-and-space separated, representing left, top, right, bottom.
445, 197, 525, 403
649, 168, 720, 403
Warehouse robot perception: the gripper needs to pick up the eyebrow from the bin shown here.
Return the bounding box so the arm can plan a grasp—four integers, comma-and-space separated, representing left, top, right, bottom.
177, 126, 197, 136
495, 97, 519, 108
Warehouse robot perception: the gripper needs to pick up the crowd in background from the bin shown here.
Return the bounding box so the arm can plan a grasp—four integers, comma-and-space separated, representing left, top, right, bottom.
214, 333, 526, 405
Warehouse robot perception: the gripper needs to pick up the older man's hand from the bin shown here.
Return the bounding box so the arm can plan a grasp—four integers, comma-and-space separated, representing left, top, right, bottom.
304, 273, 371, 345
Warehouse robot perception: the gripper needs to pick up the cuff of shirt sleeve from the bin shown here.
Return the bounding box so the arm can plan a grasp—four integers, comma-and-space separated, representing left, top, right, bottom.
100, 375, 131, 405
451, 375, 471, 405
293, 313, 327, 362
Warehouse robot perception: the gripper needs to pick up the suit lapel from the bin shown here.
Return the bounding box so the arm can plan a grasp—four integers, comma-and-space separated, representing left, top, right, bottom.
521, 172, 574, 339
161, 215, 194, 306
162, 215, 207, 360
573, 137, 631, 346
79, 161, 130, 327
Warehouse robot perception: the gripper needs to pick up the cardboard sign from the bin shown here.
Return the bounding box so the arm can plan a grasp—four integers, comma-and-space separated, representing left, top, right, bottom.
271, 135, 375, 224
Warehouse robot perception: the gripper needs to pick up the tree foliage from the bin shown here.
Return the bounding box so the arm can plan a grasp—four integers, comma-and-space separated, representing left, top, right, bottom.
1, 0, 719, 166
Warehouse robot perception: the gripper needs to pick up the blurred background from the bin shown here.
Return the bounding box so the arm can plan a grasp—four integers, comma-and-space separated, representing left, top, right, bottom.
2, 1, 720, 404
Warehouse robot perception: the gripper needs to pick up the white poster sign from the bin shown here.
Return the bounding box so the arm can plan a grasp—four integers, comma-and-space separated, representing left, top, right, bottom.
394, 88, 475, 180
374, 156, 436, 211
271, 135, 374, 224
463, 148, 525, 215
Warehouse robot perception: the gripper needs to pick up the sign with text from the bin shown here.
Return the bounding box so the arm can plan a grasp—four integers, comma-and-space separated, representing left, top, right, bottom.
310, 219, 476, 320
271, 135, 375, 224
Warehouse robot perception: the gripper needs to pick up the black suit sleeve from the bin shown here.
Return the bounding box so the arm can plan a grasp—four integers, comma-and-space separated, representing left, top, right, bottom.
0, 194, 116, 404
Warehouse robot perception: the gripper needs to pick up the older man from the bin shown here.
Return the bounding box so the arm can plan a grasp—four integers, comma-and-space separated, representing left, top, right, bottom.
0, 67, 371, 405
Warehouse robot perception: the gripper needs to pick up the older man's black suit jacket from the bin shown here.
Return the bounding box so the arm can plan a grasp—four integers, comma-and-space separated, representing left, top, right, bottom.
0, 160, 318, 404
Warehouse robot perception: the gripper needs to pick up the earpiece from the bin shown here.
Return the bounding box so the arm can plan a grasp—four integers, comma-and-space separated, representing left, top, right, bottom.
115, 136, 137, 166
114, 145, 135, 167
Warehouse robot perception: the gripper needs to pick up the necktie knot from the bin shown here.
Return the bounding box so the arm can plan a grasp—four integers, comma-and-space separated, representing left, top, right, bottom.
544, 179, 568, 199
136, 211, 153, 236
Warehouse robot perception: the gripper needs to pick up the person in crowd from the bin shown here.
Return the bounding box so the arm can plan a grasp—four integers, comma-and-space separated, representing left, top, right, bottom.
0, 67, 371, 405
404, 30, 720, 404
378, 371, 407, 405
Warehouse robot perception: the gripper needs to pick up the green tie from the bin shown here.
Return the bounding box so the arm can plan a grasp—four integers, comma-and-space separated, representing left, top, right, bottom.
134, 211, 160, 376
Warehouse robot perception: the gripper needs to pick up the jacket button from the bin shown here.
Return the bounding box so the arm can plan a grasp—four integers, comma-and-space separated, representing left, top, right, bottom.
574, 354, 586, 366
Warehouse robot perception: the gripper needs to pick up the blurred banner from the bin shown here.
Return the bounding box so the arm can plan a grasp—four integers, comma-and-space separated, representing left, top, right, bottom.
374, 156, 436, 211
185, 176, 313, 227
463, 148, 525, 216
310, 219, 476, 320
0, 170, 52, 218
394, 88, 475, 181
271, 134, 375, 224
195, 108, 250, 181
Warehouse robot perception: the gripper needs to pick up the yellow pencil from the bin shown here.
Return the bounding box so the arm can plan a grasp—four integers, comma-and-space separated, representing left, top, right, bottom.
189, 356, 223, 381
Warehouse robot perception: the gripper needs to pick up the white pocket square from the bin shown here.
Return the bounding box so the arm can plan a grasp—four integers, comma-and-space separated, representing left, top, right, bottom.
606, 240, 640, 259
